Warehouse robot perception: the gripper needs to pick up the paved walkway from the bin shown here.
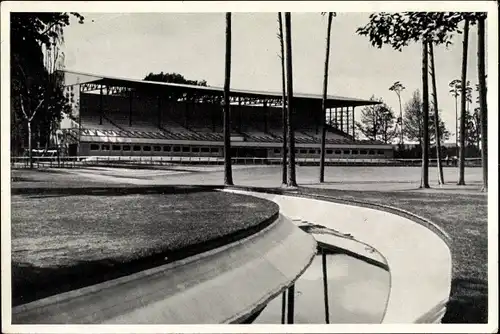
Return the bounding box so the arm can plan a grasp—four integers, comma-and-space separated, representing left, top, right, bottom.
225, 189, 453, 324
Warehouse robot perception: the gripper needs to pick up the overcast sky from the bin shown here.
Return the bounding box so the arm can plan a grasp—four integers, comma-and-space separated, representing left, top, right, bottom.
62, 12, 487, 143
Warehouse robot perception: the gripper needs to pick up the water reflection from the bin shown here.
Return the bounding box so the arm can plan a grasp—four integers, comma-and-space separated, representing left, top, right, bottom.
253, 253, 390, 324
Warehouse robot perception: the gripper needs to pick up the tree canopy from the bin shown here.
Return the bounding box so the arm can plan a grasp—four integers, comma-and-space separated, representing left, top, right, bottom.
355, 96, 398, 144
356, 12, 486, 51
403, 90, 449, 144
11, 12, 84, 155
144, 72, 208, 86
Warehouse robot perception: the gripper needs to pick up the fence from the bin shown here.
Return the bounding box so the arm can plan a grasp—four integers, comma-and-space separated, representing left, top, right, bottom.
10, 155, 484, 169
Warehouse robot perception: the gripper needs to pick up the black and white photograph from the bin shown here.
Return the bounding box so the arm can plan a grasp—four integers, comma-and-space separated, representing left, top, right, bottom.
1, 1, 497, 333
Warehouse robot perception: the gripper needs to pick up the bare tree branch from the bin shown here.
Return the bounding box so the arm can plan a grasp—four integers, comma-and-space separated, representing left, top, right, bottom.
29, 98, 45, 122
40, 22, 58, 37
19, 94, 29, 120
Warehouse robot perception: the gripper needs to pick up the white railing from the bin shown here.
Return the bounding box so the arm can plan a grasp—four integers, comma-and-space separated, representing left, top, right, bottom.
10, 156, 484, 169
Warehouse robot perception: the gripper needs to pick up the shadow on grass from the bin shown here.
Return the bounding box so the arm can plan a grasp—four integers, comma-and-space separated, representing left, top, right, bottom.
442, 277, 488, 323
12, 185, 223, 196
11, 177, 40, 182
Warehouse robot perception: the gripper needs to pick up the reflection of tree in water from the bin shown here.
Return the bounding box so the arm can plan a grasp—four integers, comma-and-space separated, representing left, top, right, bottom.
442, 277, 488, 323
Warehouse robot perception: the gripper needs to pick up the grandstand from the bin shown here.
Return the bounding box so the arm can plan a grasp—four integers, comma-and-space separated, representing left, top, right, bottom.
58, 70, 393, 161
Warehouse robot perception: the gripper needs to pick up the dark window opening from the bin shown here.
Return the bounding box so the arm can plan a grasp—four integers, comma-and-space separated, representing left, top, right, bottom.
201, 147, 210, 153
90, 144, 99, 151
101, 145, 110, 151
163, 146, 171, 152
143, 146, 151, 152
210, 147, 219, 153
343, 150, 350, 154
360, 150, 368, 155
369, 150, 375, 155
192, 147, 200, 153
335, 150, 342, 155
182, 146, 190, 152
122, 145, 131, 151
133, 145, 141, 151
308, 149, 316, 154
274, 149, 280, 154
153, 146, 161, 152
112, 145, 121, 151
173, 146, 181, 152
351, 150, 359, 155
378, 150, 385, 155
326, 149, 333, 154
299, 149, 307, 154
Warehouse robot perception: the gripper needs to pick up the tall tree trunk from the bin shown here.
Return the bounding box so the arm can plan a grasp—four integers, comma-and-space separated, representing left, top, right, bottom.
284, 12, 297, 187
278, 13, 287, 185
455, 95, 458, 155
421, 39, 430, 188
477, 15, 488, 192
28, 120, 33, 169
428, 42, 445, 184
398, 94, 403, 145
319, 12, 333, 183
223, 12, 234, 186
458, 19, 469, 185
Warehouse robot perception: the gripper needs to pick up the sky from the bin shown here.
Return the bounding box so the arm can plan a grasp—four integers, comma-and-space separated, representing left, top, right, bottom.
61, 12, 487, 143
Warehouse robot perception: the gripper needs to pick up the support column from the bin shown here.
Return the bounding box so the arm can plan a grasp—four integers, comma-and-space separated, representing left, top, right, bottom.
340, 107, 344, 132
352, 107, 355, 139
346, 107, 350, 136
211, 98, 216, 132
263, 100, 268, 133
99, 85, 103, 125
129, 89, 133, 126
238, 97, 242, 131
184, 98, 188, 128
157, 95, 162, 128
105, 86, 110, 123
334, 108, 338, 128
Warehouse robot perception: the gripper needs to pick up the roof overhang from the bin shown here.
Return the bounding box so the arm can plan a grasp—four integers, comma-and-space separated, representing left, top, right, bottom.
59, 70, 381, 108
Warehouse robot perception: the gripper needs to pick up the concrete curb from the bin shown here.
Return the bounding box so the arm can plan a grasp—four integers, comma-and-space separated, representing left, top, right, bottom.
229, 185, 452, 249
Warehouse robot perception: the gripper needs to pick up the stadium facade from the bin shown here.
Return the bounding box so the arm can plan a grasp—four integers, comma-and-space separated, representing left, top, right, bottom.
58, 70, 394, 161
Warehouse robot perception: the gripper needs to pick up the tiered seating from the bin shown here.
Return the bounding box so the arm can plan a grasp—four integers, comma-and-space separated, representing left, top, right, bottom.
78, 92, 377, 146
242, 128, 278, 142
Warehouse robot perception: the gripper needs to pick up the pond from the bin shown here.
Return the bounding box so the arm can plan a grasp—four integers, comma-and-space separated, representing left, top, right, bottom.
252, 252, 391, 324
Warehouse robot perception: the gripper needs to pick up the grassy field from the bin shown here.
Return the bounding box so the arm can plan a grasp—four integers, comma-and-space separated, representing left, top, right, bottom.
11, 168, 128, 188
11, 188, 278, 306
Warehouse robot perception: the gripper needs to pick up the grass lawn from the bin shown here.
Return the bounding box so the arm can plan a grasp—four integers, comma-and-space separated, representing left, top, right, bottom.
11, 169, 125, 188
290, 187, 488, 323
11, 189, 278, 306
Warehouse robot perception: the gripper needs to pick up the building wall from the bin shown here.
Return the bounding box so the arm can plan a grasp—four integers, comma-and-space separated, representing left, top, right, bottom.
79, 141, 394, 159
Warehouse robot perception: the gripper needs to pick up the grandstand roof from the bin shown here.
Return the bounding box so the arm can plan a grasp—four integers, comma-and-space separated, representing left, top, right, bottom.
60, 70, 381, 108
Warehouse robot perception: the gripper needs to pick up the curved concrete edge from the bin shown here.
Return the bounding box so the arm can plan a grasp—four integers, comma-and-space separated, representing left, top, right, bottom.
224, 189, 452, 324
301, 192, 453, 248
11, 214, 316, 324
414, 299, 449, 324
